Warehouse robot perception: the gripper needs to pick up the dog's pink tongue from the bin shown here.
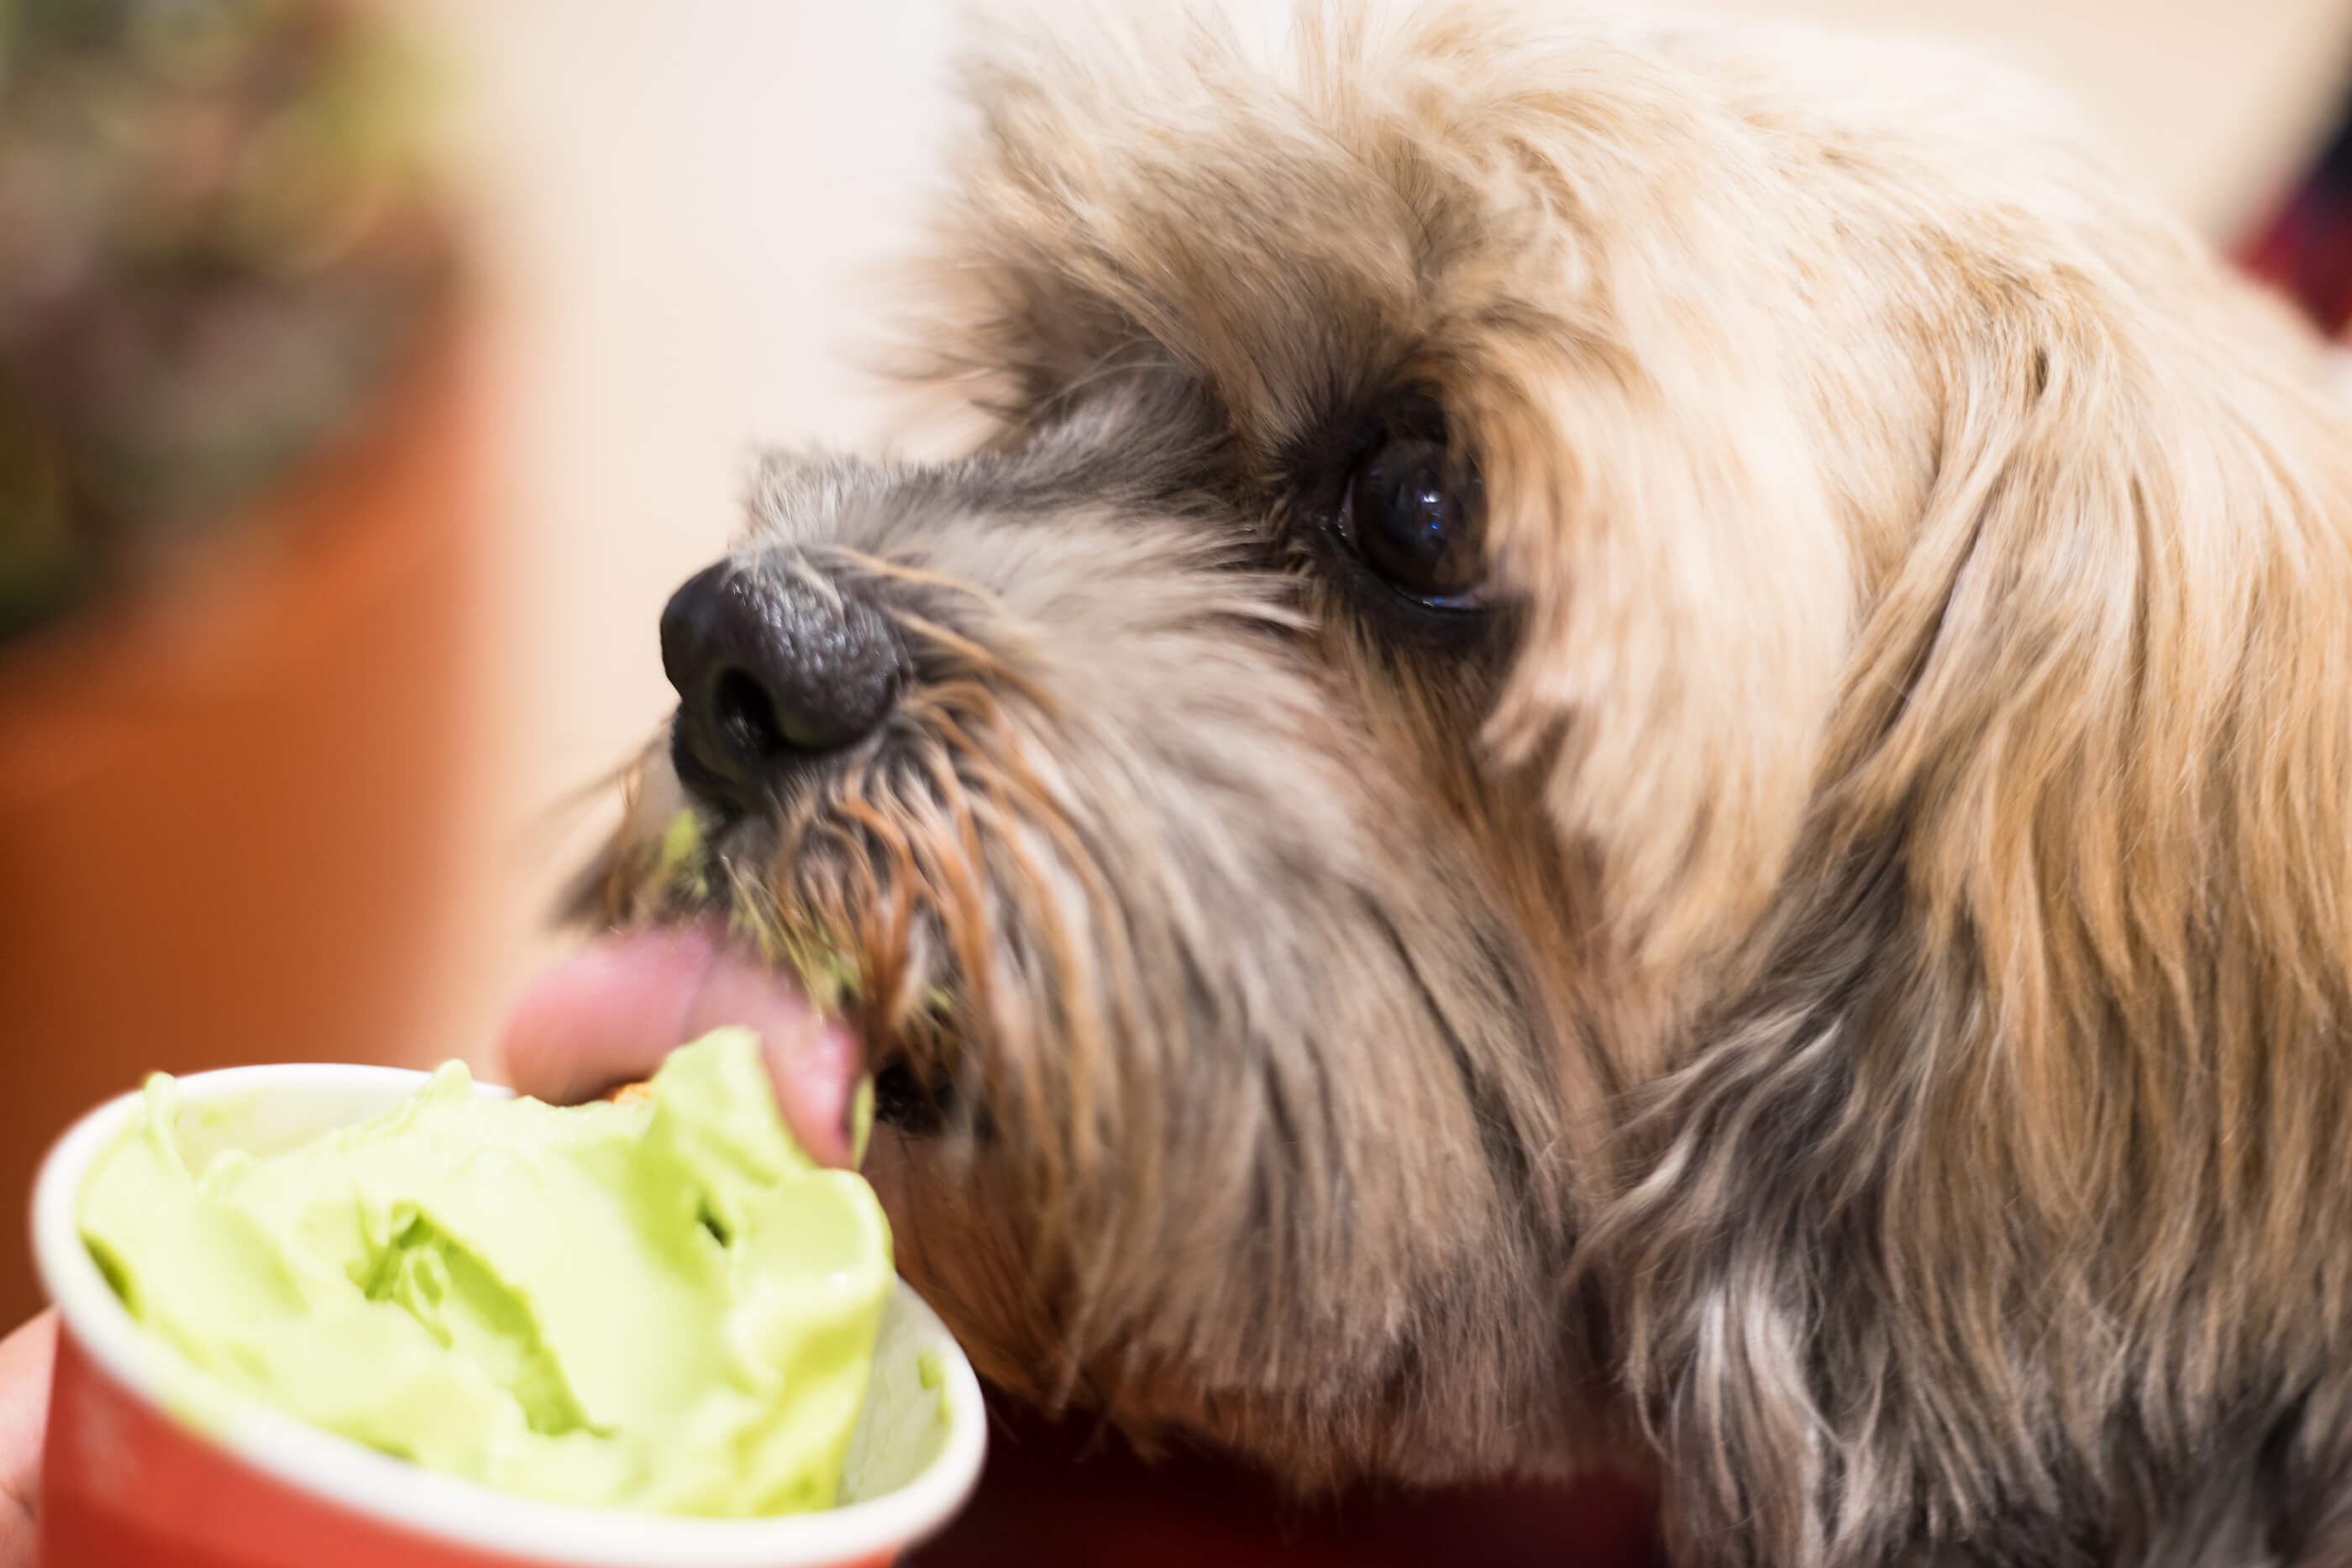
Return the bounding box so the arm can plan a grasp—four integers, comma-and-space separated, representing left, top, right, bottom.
501, 926, 860, 1169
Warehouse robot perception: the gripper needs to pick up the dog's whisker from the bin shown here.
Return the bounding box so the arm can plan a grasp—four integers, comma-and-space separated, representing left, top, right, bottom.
889, 608, 1057, 709
822, 545, 1008, 604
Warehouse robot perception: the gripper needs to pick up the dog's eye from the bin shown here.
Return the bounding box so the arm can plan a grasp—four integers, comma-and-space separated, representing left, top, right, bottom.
1339, 432, 1488, 608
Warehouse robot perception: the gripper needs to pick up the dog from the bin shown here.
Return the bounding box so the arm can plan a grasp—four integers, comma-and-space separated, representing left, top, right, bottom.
565, 4, 2352, 1563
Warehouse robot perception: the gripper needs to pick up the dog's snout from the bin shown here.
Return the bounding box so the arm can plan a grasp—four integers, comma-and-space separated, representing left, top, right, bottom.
659, 556, 904, 810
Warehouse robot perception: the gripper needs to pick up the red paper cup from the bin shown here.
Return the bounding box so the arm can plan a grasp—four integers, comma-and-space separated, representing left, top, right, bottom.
31, 1064, 987, 1568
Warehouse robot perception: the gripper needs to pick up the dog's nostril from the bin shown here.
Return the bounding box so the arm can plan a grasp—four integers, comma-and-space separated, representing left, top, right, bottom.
712, 666, 789, 761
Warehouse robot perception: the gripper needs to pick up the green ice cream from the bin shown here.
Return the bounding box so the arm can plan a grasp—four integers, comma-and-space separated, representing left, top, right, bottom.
76, 1028, 893, 1518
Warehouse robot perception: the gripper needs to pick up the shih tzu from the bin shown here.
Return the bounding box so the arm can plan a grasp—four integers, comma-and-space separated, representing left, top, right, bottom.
554, 4, 2352, 1563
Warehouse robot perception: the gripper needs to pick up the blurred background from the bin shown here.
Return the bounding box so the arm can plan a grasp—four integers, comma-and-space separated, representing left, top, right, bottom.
2, 0, 2349, 1560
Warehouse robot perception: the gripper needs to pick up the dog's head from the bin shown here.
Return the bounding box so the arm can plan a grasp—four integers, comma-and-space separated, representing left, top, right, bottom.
573, 0, 2352, 1503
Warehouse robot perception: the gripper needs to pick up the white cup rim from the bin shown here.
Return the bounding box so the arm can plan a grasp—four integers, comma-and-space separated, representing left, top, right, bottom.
32, 1062, 988, 1568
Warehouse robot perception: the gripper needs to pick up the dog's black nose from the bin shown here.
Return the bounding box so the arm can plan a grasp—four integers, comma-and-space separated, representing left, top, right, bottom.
659, 556, 904, 810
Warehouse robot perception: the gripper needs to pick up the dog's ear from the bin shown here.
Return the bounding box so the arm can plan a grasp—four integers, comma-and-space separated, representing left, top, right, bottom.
1827, 272, 2352, 1219
1593, 252, 2352, 1565
1448, 305, 1855, 989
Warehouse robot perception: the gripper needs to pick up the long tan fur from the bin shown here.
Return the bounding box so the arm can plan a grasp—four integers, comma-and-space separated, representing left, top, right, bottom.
581, 6, 2352, 1563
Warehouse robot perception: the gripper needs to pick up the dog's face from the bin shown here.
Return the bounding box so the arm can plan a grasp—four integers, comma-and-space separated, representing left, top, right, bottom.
576, 0, 2352, 1533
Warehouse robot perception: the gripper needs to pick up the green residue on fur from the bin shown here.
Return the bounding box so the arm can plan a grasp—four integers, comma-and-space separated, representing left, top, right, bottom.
650, 810, 884, 1023
758, 921, 865, 1017
849, 1075, 875, 1169
652, 809, 709, 902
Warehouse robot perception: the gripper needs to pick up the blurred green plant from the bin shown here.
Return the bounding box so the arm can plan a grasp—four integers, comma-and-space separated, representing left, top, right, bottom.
0, 0, 447, 645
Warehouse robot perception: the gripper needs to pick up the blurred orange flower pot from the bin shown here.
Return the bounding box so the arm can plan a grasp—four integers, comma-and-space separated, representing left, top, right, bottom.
0, 304, 484, 1328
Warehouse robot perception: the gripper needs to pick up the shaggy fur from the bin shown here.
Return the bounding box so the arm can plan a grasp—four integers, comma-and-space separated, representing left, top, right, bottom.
578, 5, 2352, 1564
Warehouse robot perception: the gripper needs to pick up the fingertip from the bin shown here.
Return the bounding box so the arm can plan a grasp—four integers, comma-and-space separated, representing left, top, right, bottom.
0, 1312, 55, 1390
0, 1310, 56, 1534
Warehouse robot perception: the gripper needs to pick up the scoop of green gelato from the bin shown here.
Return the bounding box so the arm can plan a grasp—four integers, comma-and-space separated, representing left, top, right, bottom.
77, 1027, 892, 1518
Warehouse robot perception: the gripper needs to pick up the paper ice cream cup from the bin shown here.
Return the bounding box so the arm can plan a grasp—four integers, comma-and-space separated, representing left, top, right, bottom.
31, 1062, 986, 1568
